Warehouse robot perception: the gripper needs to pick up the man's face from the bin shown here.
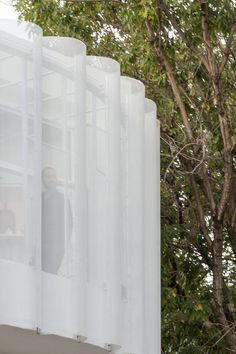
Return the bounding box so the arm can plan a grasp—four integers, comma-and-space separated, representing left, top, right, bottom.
43, 168, 57, 190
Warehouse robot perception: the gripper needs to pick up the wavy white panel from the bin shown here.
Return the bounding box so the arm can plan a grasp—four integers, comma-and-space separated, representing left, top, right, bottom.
86, 56, 122, 348
41, 36, 86, 338
120, 77, 145, 354
144, 99, 160, 354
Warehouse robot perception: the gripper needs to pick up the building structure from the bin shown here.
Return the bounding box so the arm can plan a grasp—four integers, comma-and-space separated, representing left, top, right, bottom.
0, 19, 160, 354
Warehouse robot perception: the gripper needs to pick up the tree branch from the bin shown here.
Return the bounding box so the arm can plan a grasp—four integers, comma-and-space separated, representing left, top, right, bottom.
199, 0, 215, 75
199, 2, 234, 220
212, 79, 233, 221
145, 18, 194, 142
146, 17, 216, 214
188, 170, 213, 249
157, 0, 210, 72
219, 20, 236, 75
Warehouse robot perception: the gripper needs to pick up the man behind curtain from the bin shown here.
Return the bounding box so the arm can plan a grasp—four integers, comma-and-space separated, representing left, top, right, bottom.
42, 167, 73, 274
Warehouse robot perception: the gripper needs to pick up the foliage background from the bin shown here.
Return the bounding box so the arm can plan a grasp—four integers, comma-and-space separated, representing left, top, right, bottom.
13, 0, 236, 352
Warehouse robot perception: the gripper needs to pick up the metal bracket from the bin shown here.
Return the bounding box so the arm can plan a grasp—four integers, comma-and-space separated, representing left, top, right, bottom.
73, 334, 87, 343
104, 343, 122, 352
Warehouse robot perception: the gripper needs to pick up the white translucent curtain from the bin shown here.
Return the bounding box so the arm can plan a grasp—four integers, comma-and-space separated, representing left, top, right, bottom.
0, 20, 41, 329
0, 19, 160, 354
40, 36, 86, 338
86, 57, 122, 350
120, 77, 145, 354
144, 99, 160, 354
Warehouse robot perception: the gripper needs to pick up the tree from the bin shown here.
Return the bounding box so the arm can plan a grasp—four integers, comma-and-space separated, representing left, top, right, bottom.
13, 0, 236, 352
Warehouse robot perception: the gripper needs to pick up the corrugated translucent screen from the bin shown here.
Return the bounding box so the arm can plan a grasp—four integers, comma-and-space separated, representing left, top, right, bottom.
0, 20, 160, 354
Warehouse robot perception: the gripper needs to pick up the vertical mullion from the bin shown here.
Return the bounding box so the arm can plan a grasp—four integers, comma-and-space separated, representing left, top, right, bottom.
62, 75, 69, 275
21, 56, 28, 264
34, 35, 42, 332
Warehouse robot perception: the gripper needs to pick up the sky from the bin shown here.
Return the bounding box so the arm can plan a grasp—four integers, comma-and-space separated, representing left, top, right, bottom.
0, 0, 19, 19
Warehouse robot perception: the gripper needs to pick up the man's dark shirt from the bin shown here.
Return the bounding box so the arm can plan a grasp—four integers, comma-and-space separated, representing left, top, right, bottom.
42, 188, 73, 274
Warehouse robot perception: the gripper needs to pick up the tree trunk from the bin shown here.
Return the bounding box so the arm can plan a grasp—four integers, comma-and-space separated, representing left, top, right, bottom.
212, 221, 236, 350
